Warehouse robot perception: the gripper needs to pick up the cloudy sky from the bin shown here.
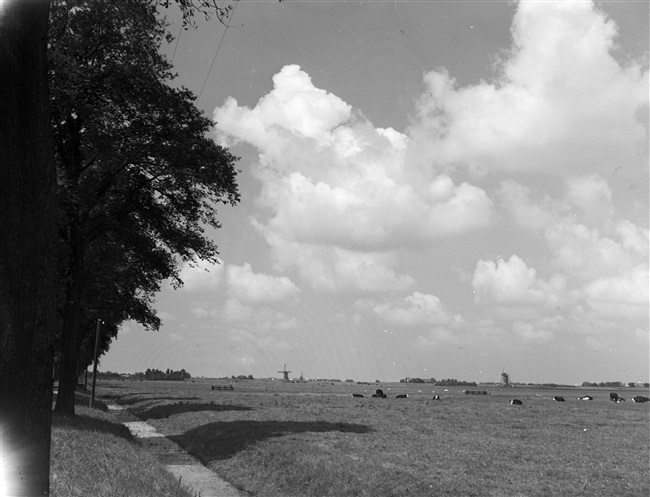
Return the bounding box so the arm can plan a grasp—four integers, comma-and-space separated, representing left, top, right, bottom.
101, 0, 649, 385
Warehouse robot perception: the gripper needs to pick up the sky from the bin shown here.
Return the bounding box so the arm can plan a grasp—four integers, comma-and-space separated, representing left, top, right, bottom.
101, 0, 649, 385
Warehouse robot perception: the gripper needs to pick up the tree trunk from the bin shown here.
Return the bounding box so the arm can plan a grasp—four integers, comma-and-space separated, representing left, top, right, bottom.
0, 1, 57, 496
54, 229, 86, 417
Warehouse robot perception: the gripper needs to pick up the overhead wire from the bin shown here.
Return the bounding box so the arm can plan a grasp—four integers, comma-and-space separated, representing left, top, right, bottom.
198, 0, 238, 100
171, 20, 183, 63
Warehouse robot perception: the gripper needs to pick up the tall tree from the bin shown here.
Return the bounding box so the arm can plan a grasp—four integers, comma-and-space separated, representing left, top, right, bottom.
49, 0, 240, 416
0, 1, 58, 495
0, 0, 237, 492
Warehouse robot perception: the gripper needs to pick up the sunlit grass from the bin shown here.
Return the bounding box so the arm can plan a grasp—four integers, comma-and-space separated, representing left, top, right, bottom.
50, 394, 193, 497
98, 380, 650, 496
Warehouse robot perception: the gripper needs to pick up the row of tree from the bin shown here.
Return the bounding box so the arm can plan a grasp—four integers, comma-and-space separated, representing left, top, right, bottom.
1, 1, 239, 494
400, 377, 478, 387
581, 381, 649, 388
400, 377, 437, 383
143, 368, 192, 381
94, 371, 123, 380
50, 0, 239, 417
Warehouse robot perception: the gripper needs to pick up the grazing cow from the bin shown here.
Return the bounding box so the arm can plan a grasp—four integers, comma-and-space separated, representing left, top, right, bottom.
632, 396, 649, 403
352, 393, 364, 398
510, 399, 523, 405
609, 392, 619, 402
371, 388, 387, 398
579, 396, 593, 401
395, 394, 408, 399
432, 395, 441, 400
553, 396, 565, 402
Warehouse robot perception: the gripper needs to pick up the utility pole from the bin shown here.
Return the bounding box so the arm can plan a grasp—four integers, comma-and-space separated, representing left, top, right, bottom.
89, 319, 102, 408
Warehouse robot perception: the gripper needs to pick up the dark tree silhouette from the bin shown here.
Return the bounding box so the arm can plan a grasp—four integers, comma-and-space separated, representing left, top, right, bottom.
0, 0, 237, 493
49, 0, 239, 417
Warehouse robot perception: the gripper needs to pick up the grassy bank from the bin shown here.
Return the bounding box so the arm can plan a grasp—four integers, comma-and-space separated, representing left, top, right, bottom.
99, 379, 650, 497
50, 391, 193, 497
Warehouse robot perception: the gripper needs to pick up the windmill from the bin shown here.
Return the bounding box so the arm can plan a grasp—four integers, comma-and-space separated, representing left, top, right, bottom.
277, 363, 291, 381
501, 371, 512, 387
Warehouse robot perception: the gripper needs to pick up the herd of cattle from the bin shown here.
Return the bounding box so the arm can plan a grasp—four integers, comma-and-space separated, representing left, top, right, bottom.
508, 394, 650, 406
351, 389, 650, 406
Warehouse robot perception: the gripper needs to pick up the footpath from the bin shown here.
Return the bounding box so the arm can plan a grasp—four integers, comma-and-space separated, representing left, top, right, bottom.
106, 404, 245, 497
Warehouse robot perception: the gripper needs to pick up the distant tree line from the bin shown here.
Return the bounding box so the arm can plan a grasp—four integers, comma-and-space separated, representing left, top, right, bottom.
400, 377, 477, 387
95, 371, 122, 379
143, 368, 191, 381
232, 374, 254, 380
400, 377, 437, 383
582, 381, 649, 388
435, 378, 477, 387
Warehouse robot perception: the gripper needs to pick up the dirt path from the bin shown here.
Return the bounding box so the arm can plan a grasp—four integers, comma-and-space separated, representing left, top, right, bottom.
107, 404, 246, 497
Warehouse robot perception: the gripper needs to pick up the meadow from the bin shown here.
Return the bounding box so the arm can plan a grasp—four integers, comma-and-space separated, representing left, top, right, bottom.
98, 378, 650, 497
50, 389, 194, 497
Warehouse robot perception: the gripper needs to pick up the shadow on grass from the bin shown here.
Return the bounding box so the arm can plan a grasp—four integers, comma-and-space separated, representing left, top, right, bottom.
52, 412, 134, 441
100, 395, 203, 406
170, 420, 374, 463
135, 402, 253, 420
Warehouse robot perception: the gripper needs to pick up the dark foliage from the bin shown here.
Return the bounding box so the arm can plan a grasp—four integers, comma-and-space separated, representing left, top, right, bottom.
144, 368, 192, 381
435, 378, 477, 387
49, 0, 239, 416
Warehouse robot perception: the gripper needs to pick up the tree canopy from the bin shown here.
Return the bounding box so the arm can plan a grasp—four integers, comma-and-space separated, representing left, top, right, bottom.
49, 0, 240, 416
1, 0, 240, 492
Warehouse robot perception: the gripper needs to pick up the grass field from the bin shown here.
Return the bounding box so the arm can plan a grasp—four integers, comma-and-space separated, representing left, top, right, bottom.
98, 379, 650, 496
50, 389, 194, 497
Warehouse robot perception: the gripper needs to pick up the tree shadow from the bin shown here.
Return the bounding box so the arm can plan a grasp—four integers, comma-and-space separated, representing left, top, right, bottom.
101, 394, 202, 406
170, 420, 374, 463
135, 402, 253, 420
52, 412, 134, 441
53, 388, 110, 411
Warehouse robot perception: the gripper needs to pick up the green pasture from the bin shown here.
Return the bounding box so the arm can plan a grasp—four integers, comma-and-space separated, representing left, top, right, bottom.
50, 390, 193, 497
98, 379, 650, 497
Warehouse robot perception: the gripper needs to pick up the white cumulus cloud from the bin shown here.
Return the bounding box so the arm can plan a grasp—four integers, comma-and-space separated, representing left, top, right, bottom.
226, 263, 300, 304
582, 266, 649, 323
214, 65, 494, 293
545, 220, 642, 279
366, 292, 461, 327
472, 255, 565, 307
408, 0, 648, 176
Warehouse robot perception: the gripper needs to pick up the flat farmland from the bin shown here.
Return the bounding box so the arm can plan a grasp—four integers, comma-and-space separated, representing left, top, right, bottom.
98, 379, 650, 496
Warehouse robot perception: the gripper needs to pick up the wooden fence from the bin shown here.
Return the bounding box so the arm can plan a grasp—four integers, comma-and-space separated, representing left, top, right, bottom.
211, 384, 234, 391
